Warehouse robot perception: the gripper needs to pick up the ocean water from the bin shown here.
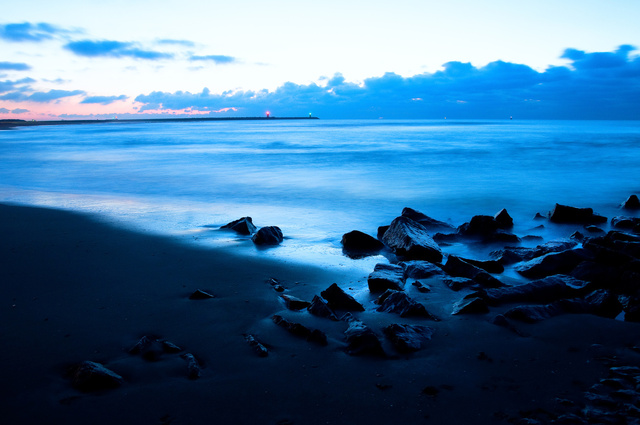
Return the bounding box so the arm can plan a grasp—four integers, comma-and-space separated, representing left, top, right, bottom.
1, 119, 639, 271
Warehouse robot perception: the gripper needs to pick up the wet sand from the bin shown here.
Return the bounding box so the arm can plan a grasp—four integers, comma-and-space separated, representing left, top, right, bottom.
2, 203, 640, 424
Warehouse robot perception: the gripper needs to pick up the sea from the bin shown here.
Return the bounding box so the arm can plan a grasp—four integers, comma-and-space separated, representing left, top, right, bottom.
1, 119, 639, 273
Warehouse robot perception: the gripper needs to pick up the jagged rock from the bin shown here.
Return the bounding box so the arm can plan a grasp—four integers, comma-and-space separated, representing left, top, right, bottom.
443, 276, 476, 291
459, 257, 504, 274
383, 324, 434, 353
381, 216, 443, 262
457, 214, 520, 243
272, 315, 328, 345
220, 217, 257, 235
478, 275, 590, 305
342, 313, 385, 357
548, 203, 607, 224
585, 225, 605, 234
160, 340, 182, 353
412, 281, 431, 293
611, 216, 640, 230
181, 353, 202, 379
368, 263, 406, 292
534, 213, 546, 220
129, 335, 153, 355
494, 208, 514, 229
129, 335, 165, 362
400, 260, 444, 279
571, 231, 585, 241
71, 361, 124, 391
400, 207, 454, 230
252, 226, 284, 245
622, 194, 640, 210
491, 240, 579, 265
377, 225, 390, 240
244, 334, 269, 357
451, 297, 489, 315
280, 294, 311, 310
515, 249, 592, 279
320, 283, 365, 312
307, 295, 339, 321
442, 255, 503, 288
376, 290, 439, 320
341, 230, 384, 258
189, 289, 215, 300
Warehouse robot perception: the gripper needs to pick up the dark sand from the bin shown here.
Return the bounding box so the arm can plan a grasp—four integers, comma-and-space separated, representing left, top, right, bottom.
2, 203, 640, 424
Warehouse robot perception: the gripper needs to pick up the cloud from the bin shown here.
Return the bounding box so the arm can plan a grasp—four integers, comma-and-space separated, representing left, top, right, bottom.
157, 39, 195, 47
81, 95, 128, 105
0, 77, 36, 94
0, 22, 72, 42
133, 45, 640, 120
0, 89, 85, 102
0, 61, 31, 71
65, 40, 173, 60
0, 107, 29, 114
189, 55, 237, 64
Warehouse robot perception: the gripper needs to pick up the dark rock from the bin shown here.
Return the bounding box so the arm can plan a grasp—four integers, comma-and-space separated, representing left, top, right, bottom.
443, 276, 476, 291
320, 283, 365, 312
189, 289, 215, 300
570, 231, 585, 241
622, 194, 640, 210
515, 249, 592, 279
252, 226, 284, 245
272, 315, 328, 346
341, 230, 384, 258
245, 334, 269, 357
570, 261, 620, 287
503, 304, 565, 323
585, 225, 605, 234
376, 289, 439, 320
620, 296, 640, 322
494, 208, 514, 229
368, 263, 406, 292
129, 335, 153, 355
342, 313, 385, 357
381, 216, 443, 262
534, 213, 546, 220
522, 235, 544, 242
71, 361, 124, 391
611, 216, 640, 230
383, 324, 434, 353
377, 225, 390, 240
548, 203, 607, 224
442, 255, 503, 288
422, 386, 440, 397
451, 297, 489, 315
457, 215, 520, 243
128, 335, 165, 362
280, 294, 311, 311
307, 295, 339, 321
220, 217, 257, 235
480, 275, 590, 305
160, 340, 182, 353
181, 353, 202, 379
412, 281, 431, 293
432, 232, 461, 244
400, 260, 444, 279
401, 207, 454, 230
459, 257, 504, 274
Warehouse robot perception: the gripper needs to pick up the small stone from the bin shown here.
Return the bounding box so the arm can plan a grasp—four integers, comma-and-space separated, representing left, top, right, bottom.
71, 361, 124, 392
189, 289, 215, 300
160, 340, 183, 353
280, 294, 311, 311
411, 281, 431, 293
307, 295, 339, 321
383, 324, 434, 353
245, 334, 269, 357
252, 226, 284, 245
181, 353, 202, 379
221, 217, 257, 235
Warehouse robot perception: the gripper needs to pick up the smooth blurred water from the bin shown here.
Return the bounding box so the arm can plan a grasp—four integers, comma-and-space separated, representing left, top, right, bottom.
1, 119, 639, 268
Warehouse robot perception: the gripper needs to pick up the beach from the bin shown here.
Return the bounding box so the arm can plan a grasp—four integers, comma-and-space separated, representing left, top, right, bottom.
3, 202, 640, 425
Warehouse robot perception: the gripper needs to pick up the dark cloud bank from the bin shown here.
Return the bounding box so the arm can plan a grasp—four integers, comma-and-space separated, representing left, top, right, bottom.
135, 45, 640, 120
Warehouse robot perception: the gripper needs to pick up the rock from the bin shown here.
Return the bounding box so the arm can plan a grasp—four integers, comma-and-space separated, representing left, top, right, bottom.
272, 315, 328, 346
584, 225, 605, 234
491, 240, 579, 265
411, 281, 431, 293
342, 313, 385, 357
280, 294, 311, 310
442, 255, 503, 288
491, 314, 529, 337
451, 297, 489, 315
129, 335, 153, 355
381, 216, 443, 262
620, 296, 640, 322
400, 260, 444, 279
244, 334, 269, 357
320, 283, 365, 312
401, 207, 454, 230
129, 335, 164, 362
515, 248, 592, 279
189, 289, 215, 300
571, 231, 585, 241
71, 361, 124, 391
252, 226, 284, 245
160, 340, 182, 353
376, 290, 439, 320
220, 217, 257, 235
307, 295, 339, 321
534, 212, 546, 220
383, 324, 434, 353
368, 263, 406, 292
480, 275, 590, 305
622, 194, 640, 210
548, 203, 607, 224
181, 353, 202, 379
457, 214, 520, 243
494, 208, 514, 229
341, 230, 384, 258
443, 276, 476, 291
377, 225, 390, 240
459, 257, 504, 274
611, 216, 640, 230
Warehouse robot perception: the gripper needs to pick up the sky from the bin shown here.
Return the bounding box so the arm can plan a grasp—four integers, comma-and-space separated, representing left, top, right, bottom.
1, 0, 639, 120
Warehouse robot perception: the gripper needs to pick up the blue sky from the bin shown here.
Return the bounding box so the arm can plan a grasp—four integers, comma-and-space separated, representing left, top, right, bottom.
1, 0, 639, 119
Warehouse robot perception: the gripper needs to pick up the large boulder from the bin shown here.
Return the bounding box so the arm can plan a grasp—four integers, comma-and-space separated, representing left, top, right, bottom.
381, 216, 443, 262
515, 248, 593, 279
368, 263, 406, 292
383, 324, 434, 353
456, 214, 520, 243
400, 207, 454, 231
342, 313, 385, 357
611, 216, 640, 230
320, 283, 365, 312
400, 260, 445, 279
548, 203, 607, 224
341, 230, 384, 258
442, 255, 503, 288
479, 275, 590, 305
307, 295, 339, 321
221, 217, 257, 235
622, 194, 640, 210
71, 361, 124, 392
490, 240, 578, 264
494, 208, 514, 229
376, 289, 439, 320
252, 226, 284, 245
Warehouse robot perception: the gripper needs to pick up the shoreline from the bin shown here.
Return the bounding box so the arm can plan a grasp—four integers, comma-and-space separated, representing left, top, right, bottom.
2, 202, 640, 424
0, 115, 319, 130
